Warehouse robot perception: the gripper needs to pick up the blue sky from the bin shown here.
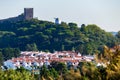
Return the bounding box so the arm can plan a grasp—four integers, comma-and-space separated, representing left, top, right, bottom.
0, 0, 120, 32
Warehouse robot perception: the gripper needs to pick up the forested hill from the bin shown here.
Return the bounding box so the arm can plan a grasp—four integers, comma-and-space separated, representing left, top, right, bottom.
0, 19, 119, 55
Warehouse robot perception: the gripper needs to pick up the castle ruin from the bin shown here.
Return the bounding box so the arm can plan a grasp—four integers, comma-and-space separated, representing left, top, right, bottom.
24, 8, 33, 20
0, 8, 34, 22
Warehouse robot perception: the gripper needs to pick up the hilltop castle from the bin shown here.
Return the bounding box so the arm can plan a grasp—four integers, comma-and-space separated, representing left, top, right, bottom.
0, 8, 33, 22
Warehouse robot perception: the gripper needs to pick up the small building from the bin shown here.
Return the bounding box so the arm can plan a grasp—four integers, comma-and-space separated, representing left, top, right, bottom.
54, 18, 60, 24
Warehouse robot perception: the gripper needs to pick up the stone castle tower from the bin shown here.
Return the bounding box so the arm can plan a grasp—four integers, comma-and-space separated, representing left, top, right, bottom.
24, 8, 33, 20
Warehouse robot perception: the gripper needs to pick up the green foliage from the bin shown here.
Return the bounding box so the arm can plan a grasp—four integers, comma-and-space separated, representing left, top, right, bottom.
0, 69, 35, 80
0, 19, 119, 55
25, 43, 38, 51
116, 31, 120, 38
16, 66, 29, 72
78, 62, 100, 80
40, 65, 51, 80
79, 24, 119, 54
50, 61, 68, 74
0, 52, 3, 65
2, 48, 20, 60
63, 69, 81, 80
96, 45, 120, 80
49, 68, 59, 79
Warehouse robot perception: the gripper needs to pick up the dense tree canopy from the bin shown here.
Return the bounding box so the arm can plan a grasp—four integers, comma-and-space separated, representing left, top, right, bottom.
116, 31, 120, 39
0, 19, 119, 55
0, 68, 35, 80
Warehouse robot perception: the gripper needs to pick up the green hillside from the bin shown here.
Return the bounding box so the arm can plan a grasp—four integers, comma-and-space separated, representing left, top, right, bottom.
0, 19, 119, 55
